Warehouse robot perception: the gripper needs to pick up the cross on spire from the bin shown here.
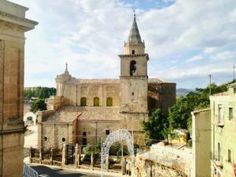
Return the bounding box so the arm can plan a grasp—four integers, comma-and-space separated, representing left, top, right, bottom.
133, 9, 136, 19
65, 62, 68, 71
64, 62, 69, 74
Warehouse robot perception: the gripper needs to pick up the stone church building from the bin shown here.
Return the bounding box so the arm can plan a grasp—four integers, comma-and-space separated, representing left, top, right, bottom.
38, 14, 176, 150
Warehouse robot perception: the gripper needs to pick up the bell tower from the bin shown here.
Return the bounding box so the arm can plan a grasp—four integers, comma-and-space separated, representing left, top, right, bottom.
119, 12, 149, 141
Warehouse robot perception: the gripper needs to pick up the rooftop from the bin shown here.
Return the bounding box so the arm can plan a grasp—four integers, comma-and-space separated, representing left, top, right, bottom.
42, 106, 121, 123
137, 142, 192, 175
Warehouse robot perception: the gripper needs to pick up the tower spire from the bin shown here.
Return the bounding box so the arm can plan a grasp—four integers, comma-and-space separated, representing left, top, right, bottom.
128, 10, 142, 44
65, 62, 69, 74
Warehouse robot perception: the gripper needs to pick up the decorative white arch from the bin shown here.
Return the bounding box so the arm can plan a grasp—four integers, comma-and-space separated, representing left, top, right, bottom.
24, 112, 37, 125
101, 129, 134, 177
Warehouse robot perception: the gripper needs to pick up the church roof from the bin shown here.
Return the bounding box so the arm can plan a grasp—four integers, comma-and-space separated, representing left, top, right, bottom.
128, 13, 142, 44
78, 79, 119, 84
42, 106, 120, 123
148, 78, 164, 83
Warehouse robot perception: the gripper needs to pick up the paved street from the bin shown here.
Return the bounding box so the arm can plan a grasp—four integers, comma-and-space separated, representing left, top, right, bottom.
31, 165, 119, 177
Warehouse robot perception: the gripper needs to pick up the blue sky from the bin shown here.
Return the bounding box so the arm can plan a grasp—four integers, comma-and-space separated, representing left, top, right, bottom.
10, 0, 236, 89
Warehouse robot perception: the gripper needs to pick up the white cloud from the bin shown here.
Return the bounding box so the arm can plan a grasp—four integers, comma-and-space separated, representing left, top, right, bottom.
187, 55, 203, 63
9, 0, 236, 88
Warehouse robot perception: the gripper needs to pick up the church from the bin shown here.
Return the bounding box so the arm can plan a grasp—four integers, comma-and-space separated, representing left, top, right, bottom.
37, 14, 176, 150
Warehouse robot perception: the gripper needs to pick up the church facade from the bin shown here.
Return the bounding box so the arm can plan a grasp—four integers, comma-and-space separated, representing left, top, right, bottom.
37, 15, 176, 150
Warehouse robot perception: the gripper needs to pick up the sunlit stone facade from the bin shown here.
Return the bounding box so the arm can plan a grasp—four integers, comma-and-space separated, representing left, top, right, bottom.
0, 0, 37, 176
38, 14, 176, 150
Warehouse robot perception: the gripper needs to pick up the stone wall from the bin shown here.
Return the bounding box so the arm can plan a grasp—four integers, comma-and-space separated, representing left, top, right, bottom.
135, 143, 192, 177
77, 120, 121, 145
39, 122, 75, 150
47, 96, 64, 111
120, 77, 148, 113
0, 1, 37, 176
135, 157, 188, 177
148, 82, 176, 115
61, 81, 120, 107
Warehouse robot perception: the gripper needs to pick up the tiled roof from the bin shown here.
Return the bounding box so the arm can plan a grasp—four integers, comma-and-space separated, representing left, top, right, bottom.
43, 106, 121, 123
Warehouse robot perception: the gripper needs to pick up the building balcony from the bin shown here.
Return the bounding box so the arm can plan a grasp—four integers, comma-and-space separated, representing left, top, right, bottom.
212, 160, 223, 177
214, 160, 223, 168
217, 122, 224, 127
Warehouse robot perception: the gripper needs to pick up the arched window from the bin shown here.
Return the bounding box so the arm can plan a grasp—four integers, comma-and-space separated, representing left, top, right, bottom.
132, 50, 135, 54
130, 60, 137, 76
93, 97, 99, 106
80, 97, 87, 106
106, 97, 113, 107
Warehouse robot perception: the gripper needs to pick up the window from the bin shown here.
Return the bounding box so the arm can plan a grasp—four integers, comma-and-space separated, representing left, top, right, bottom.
132, 50, 135, 54
130, 60, 137, 76
62, 138, 66, 142
228, 149, 232, 163
44, 137, 48, 141
105, 130, 110, 135
217, 143, 221, 161
106, 97, 113, 107
27, 116, 33, 121
80, 97, 87, 106
218, 104, 224, 126
93, 97, 99, 106
229, 107, 233, 120
82, 132, 87, 145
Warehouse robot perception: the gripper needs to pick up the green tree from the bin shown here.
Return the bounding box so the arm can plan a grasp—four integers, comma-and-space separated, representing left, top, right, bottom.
30, 99, 47, 112
24, 87, 56, 99
167, 81, 234, 131
142, 109, 169, 143
168, 98, 192, 130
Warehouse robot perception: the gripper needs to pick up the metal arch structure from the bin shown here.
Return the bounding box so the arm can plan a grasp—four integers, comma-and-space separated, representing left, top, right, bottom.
100, 129, 134, 177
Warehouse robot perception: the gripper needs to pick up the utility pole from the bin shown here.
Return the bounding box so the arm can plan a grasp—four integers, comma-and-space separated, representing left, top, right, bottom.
209, 74, 212, 95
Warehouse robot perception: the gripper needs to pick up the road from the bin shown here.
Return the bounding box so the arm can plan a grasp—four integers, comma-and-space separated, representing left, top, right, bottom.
31, 165, 119, 177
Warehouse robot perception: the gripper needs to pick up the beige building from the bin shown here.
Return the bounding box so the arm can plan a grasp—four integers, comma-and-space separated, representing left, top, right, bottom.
191, 108, 211, 177
192, 83, 236, 177
210, 83, 236, 177
38, 14, 176, 150
0, 0, 37, 177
